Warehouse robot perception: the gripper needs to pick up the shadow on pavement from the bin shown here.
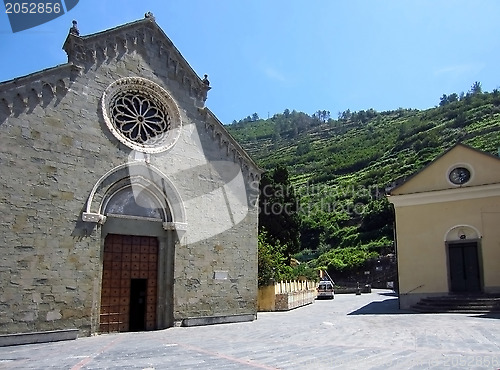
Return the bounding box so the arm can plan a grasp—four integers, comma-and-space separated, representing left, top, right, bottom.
470, 313, 500, 320
348, 294, 415, 315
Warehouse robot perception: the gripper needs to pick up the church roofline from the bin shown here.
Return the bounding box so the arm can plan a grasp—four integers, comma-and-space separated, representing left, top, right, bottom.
62, 15, 210, 99
0, 61, 81, 117
199, 106, 264, 177
388, 142, 500, 195
0, 62, 80, 89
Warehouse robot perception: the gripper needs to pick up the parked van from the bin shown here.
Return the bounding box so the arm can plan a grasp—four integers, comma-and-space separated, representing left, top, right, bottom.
317, 280, 335, 299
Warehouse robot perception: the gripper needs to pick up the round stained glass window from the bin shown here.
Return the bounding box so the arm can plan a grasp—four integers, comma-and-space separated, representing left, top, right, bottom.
102, 77, 181, 153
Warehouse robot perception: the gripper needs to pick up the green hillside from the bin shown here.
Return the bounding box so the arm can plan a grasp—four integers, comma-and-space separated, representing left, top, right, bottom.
226, 84, 500, 277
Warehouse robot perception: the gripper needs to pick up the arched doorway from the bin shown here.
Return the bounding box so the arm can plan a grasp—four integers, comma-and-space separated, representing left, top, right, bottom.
99, 183, 168, 333
83, 163, 186, 333
445, 225, 482, 294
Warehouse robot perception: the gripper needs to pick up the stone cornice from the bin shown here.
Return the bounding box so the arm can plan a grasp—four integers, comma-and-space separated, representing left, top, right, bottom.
388, 183, 500, 207
198, 107, 264, 183
0, 63, 82, 119
62, 17, 210, 105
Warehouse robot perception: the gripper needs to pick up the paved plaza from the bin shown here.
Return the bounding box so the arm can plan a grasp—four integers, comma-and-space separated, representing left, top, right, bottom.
0, 290, 499, 369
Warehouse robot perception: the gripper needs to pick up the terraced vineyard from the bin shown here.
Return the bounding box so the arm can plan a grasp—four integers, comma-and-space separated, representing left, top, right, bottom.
226, 88, 500, 273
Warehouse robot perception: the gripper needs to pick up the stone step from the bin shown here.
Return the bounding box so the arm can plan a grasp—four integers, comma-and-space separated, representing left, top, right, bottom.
417, 300, 500, 307
411, 295, 500, 314
420, 295, 500, 301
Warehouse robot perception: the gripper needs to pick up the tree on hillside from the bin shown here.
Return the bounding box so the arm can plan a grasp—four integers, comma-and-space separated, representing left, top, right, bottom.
439, 94, 449, 107
313, 110, 330, 123
338, 109, 352, 121
448, 93, 459, 103
259, 165, 301, 258
439, 93, 459, 107
493, 89, 500, 106
470, 81, 482, 95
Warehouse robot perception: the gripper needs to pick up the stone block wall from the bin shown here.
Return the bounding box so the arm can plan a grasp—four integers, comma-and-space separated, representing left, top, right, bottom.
0, 18, 260, 336
173, 214, 258, 322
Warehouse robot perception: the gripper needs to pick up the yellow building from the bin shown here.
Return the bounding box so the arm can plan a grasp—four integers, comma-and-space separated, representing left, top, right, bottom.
388, 143, 500, 309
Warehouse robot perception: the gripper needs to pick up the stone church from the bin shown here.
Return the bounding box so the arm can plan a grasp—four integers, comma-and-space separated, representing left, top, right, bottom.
0, 14, 262, 338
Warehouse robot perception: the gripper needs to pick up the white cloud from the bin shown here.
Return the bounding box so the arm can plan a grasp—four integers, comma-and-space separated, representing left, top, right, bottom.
434, 63, 485, 77
262, 65, 286, 82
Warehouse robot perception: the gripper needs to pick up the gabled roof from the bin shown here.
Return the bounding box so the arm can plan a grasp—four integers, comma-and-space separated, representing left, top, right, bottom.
0, 14, 263, 180
389, 143, 500, 196
0, 14, 209, 109
62, 15, 210, 103
0, 15, 209, 112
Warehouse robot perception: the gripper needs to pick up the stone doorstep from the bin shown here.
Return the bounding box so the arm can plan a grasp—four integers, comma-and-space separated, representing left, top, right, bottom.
180, 313, 256, 327
412, 295, 500, 314
0, 329, 79, 347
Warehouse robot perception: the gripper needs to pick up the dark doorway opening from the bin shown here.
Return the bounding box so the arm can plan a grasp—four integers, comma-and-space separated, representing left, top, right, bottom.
129, 279, 147, 331
100, 234, 158, 333
448, 242, 481, 293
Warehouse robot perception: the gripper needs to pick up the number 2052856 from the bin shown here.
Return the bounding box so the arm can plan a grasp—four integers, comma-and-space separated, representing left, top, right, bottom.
5, 2, 62, 14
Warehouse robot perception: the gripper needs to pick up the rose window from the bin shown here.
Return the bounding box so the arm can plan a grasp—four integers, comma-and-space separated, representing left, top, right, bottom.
113, 93, 169, 144
102, 77, 181, 153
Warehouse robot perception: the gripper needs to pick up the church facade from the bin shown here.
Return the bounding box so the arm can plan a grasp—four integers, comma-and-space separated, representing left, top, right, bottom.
0, 15, 261, 336
389, 144, 500, 309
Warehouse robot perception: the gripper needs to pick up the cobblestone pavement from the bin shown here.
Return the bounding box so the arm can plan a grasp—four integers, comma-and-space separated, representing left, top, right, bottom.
1, 290, 500, 369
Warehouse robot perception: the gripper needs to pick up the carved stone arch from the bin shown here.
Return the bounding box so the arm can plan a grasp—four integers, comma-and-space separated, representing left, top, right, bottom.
117, 36, 127, 54
0, 98, 11, 124
128, 32, 138, 47
241, 161, 250, 176
170, 58, 178, 74
177, 67, 184, 79
42, 83, 54, 106
27, 88, 40, 112
12, 93, 27, 116
83, 162, 186, 231
100, 176, 172, 222
206, 122, 214, 137
106, 39, 117, 58
144, 27, 154, 44
95, 43, 106, 61
444, 224, 481, 242
249, 172, 259, 183
214, 131, 222, 145
136, 29, 146, 44
55, 79, 67, 97
0, 98, 11, 116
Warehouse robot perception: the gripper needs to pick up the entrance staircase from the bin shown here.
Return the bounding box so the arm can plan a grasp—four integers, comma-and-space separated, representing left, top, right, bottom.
412, 294, 500, 314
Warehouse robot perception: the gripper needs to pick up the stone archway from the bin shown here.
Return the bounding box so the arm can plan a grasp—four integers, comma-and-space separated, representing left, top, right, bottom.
83, 163, 186, 333
83, 162, 187, 230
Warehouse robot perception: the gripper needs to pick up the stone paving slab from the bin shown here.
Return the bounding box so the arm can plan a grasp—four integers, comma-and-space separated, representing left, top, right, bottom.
0, 290, 499, 369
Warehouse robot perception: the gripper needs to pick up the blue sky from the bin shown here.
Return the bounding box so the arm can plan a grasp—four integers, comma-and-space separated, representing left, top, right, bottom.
1, 1, 499, 124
